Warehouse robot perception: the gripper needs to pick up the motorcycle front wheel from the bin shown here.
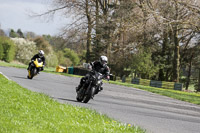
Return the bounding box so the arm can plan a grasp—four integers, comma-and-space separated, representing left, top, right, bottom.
27, 69, 33, 79
29, 68, 37, 79
82, 87, 95, 103
76, 87, 85, 102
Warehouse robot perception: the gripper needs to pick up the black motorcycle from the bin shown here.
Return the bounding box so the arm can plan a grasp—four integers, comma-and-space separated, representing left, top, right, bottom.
76, 71, 105, 103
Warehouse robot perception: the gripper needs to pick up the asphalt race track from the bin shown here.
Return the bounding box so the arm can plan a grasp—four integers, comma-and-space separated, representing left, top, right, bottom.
1, 66, 200, 133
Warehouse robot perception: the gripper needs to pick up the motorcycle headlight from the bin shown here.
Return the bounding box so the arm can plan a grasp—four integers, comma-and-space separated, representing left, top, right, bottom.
97, 80, 101, 84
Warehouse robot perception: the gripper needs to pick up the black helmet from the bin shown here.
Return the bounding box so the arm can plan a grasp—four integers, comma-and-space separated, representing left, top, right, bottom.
99, 56, 108, 67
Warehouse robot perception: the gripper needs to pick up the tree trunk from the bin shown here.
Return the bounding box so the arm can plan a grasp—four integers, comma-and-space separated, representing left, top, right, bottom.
198, 68, 200, 91
172, 2, 180, 82
86, 0, 92, 63
139, 0, 148, 46
94, 0, 101, 59
185, 55, 193, 90
172, 30, 180, 82
159, 27, 168, 81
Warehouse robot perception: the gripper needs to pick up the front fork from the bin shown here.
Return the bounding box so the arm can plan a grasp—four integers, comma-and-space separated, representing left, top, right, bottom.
28, 70, 31, 77
85, 82, 92, 95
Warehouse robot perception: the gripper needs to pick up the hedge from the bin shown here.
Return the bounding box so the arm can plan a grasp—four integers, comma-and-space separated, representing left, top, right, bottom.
0, 37, 16, 63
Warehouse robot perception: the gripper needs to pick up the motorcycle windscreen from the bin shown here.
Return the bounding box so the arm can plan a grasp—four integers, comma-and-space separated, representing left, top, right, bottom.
34, 58, 43, 68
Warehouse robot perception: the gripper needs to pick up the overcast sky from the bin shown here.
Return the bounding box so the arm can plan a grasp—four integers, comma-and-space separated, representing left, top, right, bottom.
0, 0, 70, 36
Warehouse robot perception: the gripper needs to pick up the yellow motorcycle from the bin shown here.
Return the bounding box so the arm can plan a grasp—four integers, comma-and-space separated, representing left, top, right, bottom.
27, 58, 43, 79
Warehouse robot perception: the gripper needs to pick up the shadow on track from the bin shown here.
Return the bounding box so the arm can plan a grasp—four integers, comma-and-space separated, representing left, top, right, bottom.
52, 97, 79, 103
12, 76, 28, 79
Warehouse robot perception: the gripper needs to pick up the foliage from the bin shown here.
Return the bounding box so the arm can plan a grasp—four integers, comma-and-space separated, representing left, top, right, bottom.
0, 74, 145, 133
11, 38, 37, 64
33, 0, 200, 86
0, 37, 16, 62
79, 50, 86, 64
17, 29, 24, 38
9, 29, 18, 38
45, 52, 58, 67
25, 31, 37, 39
63, 48, 80, 66
131, 48, 159, 79
0, 29, 6, 36
0, 42, 4, 60
194, 82, 200, 92
55, 51, 69, 66
43, 35, 67, 51
34, 37, 51, 55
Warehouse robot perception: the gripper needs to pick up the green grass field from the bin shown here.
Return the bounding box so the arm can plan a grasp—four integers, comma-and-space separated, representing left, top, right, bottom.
0, 74, 145, 133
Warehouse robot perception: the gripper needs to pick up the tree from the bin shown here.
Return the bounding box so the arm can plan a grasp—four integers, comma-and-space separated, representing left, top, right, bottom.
25, 31, 37, 39
0, 37, 16, 62
193, 55, 200, 92
0, 29, 6, 36
63, 48, 80, 66
34, 37, 52, 55
32, 0, 200, 85
45, 52, 58, 67
43, 35, 66, 51
11, 38, 37, 64
17, 29, 24, 38
142, 0, 200, 82
56, 51, 66, 66
9, 29, 18, 38
0, 41, 4, 60
131, 47, 159, 79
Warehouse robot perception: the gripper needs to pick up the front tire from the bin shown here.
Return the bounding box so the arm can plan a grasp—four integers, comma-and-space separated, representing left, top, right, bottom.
76, 95, 82, 102
82, 87, 93, 103
27, 70, 33, 79
76, 87, 84, 102
30, 68, 37, 79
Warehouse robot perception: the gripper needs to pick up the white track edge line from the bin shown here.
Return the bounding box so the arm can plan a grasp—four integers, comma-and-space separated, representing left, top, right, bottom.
0, 72, 11, 80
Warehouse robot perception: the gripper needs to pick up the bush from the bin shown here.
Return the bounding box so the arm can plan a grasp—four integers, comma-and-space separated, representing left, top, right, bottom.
0, 37, 16, 62
11, 38, 37, 64
34, 37, 51, 55
63, 48, 80, 66
0, 42, 4, 60
46, 53, 58, 67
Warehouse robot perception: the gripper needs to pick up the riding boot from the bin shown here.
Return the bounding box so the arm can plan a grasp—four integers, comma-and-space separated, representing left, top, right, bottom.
100, 87, 103, 91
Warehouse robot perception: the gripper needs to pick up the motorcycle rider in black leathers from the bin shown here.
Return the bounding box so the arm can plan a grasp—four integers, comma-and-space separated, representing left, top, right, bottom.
27, 50, 46, 71
76, 56, 110, 93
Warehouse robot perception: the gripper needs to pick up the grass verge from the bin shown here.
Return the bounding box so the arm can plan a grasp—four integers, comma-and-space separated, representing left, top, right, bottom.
0, 74, 145, 133
0, 60, 27, 69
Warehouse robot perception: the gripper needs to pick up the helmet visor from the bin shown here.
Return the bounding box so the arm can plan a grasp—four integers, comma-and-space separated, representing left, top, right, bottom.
39, 53, 43, 57
102, 60, 107, 65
